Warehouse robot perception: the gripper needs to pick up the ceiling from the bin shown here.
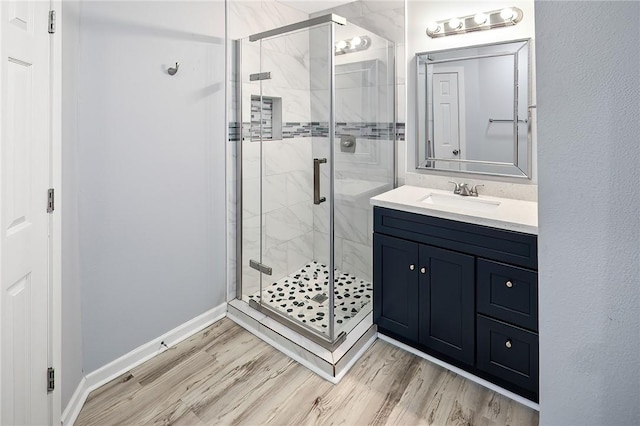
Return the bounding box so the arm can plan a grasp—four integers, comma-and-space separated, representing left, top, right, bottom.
278, 0, 351, 14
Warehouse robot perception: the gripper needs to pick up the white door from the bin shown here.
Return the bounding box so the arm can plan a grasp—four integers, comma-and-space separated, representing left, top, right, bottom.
1, 1, 52, 425
433, 72, 461, 169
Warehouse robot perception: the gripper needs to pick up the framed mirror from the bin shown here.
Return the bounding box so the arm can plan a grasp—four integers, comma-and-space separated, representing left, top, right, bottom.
416, 39, 532, 178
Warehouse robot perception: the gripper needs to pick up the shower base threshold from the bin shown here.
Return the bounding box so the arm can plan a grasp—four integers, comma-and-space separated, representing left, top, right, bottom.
248, 298, 348, 350
227, 299, 377, 383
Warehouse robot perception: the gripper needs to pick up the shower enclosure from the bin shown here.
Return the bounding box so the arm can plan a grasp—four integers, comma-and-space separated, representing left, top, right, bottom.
235, 14, 395, 347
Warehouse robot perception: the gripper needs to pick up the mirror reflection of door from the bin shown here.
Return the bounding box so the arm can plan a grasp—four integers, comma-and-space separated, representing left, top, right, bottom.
416, 40, 531, 178
433, 68, 465, 171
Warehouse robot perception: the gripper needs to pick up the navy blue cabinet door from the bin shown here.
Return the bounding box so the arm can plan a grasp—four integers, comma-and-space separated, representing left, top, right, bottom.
419, 245, 475, 366
373, 234, 420, 342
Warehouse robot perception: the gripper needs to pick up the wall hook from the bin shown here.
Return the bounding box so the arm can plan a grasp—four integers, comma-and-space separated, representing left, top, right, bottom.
167, 62, 179, 76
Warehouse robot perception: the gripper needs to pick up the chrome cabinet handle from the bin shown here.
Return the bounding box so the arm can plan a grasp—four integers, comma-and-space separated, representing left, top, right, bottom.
506, 280, 513, 288
409, 264, 415, 271
505, 339, 512, 349
313, 158, 327, 205
420, 267, 427, 274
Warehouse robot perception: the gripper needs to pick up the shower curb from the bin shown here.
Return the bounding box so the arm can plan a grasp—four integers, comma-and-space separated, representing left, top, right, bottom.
227, 299, 377, 383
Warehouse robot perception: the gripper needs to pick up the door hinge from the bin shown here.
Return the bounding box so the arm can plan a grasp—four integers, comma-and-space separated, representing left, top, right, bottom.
47, 188, 55, 213
249, 259, 272, 275
249, 72, 271, 81
48, 10, 56, 34
47, 367, 55, 392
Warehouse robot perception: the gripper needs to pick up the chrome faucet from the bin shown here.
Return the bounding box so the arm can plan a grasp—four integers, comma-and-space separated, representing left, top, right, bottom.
448, 181, 484, 197
459, 183, 473, 196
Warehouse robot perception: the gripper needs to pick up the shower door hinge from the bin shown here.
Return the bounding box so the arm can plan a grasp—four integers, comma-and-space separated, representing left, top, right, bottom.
47, 367, 55, 392
249, 72, 271, 81
48, 10, 56, 34
249, 259, 272, 275
47, 188, 55, 213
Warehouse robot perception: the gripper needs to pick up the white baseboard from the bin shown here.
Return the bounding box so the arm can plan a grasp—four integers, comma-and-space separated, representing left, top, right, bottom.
378, 333, 540, 411
60, 376, 87, 426
60, 303, 227, 426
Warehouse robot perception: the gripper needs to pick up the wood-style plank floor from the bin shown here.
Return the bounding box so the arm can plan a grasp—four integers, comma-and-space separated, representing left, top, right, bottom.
75, 318, 539, 425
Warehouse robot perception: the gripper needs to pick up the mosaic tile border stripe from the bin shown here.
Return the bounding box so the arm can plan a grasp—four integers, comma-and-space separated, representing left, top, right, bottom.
228, 122, 405, 142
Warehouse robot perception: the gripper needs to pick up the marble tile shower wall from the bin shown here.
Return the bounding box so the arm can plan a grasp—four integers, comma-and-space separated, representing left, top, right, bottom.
309, 1, 404, 43
310, 0, 406, 183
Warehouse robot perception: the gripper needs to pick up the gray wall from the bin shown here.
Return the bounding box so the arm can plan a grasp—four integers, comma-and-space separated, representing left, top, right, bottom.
536, 2, 640, 424
61, 0, 85, 408
64, 0, 227, 375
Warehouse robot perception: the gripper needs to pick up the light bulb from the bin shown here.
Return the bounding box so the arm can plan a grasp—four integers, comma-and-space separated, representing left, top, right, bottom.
500, 8, 515, 21
336, 40, 347, 50
426, 22, 440, 34
448, 17, 462, 30
351, 36, 362, 47
474, 13, 488, 25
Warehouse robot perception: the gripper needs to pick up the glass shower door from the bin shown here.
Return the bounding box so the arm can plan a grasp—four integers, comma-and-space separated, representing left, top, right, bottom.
251, 24, 335, 342
331, 22, 396, 337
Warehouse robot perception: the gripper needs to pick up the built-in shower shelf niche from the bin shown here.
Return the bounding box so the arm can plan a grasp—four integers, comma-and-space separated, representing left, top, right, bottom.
250, 95, 282, 141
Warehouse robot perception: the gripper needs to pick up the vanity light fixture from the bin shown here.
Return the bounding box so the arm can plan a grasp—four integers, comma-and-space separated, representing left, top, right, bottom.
448, 17, 463, 31
426, 7, 523, 38
335, 35, 371, 55
426, 21, 440, 34
474, 13, 488, 25
500, 7, 517, 21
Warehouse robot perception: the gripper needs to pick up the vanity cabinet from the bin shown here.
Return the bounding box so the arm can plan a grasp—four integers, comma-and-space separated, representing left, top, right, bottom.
373, 234, 475, 365
373, 206, 539, 401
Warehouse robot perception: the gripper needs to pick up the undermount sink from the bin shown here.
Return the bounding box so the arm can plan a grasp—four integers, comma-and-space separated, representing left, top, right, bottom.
421, 193, 501, 212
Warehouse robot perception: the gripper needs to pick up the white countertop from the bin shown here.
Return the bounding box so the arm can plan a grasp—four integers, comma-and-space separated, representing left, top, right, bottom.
370, 185, 538, 235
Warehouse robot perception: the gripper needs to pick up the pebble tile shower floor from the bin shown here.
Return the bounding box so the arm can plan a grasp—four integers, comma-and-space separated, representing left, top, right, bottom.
249, 261, 372, 337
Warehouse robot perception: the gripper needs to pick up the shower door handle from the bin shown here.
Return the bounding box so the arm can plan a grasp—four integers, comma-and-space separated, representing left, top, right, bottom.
313, 158, 327, 205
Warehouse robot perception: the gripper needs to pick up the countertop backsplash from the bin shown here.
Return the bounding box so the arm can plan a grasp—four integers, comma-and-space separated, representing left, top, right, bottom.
404, 172, 538, 202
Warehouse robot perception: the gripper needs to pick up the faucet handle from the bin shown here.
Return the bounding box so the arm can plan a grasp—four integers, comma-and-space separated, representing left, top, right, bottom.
471, 184, 484, 196
448, 181, 461, 194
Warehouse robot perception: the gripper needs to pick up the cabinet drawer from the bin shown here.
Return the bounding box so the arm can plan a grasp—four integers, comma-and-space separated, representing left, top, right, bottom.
477, 259, 538, 331
374, 207, 537, 269
477, 315, 538, 394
